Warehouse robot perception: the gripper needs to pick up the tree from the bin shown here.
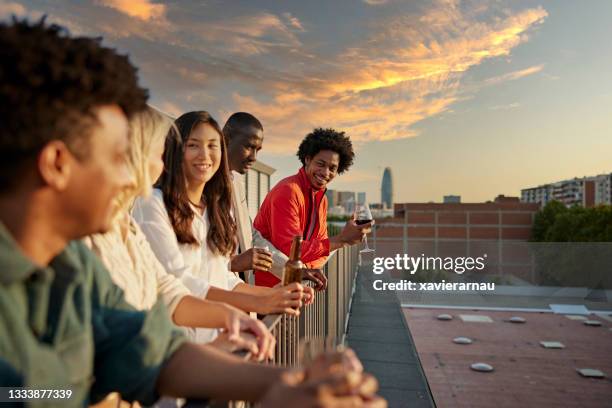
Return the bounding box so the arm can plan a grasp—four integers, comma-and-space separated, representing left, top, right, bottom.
531, 200, 567, 242
530, 201, 612, 288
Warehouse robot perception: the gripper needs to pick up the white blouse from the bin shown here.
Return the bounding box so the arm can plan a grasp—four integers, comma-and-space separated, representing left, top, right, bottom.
132, 188, 243, 343
84, 216, 190, 314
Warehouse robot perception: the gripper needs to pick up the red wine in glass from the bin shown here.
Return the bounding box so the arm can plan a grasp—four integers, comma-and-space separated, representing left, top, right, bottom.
356, 219, 372, 225
356, 203, 375, 254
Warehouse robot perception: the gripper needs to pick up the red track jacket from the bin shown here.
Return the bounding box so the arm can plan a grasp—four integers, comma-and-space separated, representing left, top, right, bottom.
253, 167, 330, 287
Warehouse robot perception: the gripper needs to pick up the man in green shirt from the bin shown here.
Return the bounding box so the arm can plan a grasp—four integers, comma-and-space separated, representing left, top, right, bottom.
0, 18, 383, 407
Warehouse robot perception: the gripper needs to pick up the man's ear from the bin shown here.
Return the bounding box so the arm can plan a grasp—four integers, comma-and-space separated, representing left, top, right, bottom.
304, 156, 312, 166
37, 141, 75, 191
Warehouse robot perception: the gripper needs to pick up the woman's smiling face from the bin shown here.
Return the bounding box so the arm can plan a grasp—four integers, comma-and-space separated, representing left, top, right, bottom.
182, 122, 222, 187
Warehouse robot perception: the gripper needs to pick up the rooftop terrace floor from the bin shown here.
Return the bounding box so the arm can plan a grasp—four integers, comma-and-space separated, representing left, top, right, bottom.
346, 265, 436, 408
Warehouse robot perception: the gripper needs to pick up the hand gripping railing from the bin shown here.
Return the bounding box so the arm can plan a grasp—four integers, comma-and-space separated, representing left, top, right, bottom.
267, 244, 359, 367
188, 245, 360, 407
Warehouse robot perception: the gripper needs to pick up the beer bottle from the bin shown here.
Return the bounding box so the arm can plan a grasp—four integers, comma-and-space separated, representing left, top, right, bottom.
283, 236, 304, 285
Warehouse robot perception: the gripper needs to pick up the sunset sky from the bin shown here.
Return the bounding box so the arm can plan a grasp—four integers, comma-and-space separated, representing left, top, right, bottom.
3, 0, 611, 203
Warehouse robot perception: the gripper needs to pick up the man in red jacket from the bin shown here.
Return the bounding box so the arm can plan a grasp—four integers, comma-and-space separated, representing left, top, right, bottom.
254, 128, 372, 287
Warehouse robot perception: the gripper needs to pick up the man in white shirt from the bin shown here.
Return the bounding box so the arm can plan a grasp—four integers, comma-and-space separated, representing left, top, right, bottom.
223, 112, 327, 290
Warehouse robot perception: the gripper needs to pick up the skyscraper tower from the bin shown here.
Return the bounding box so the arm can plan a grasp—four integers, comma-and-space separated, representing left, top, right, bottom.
381, 167, 393, 209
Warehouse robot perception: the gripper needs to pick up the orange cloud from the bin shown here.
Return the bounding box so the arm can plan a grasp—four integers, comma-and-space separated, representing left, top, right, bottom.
233, 88, 458, 154
14, 1, 551, 163
324, 7, 548, 96
229, 4, 547, 153
97, 0, 165, 21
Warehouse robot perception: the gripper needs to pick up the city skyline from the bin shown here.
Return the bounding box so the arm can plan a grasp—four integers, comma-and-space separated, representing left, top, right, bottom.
4, 0, 611, 202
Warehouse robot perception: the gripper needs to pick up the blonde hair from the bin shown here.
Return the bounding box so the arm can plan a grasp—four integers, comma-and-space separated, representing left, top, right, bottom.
113, 105, 174, 217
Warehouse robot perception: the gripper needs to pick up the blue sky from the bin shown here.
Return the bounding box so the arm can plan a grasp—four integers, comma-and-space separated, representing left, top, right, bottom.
3, 0, 611, 203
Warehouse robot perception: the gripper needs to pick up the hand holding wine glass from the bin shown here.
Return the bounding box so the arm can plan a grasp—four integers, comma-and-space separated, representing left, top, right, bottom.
355, 203, 375, 254
355, 203, 373, 225
336, 208, 373, 245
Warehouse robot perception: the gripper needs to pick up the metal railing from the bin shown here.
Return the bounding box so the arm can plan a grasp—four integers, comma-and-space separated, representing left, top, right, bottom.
185, 245, 360, 408
262, 244, 359, 367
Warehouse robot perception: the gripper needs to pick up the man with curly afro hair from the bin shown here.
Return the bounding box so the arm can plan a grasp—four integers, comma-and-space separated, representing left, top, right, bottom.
253, 128, 373, 287
0, 19, 385, 408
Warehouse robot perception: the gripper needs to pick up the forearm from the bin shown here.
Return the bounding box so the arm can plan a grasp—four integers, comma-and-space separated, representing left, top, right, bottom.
253, 230, 287, 279
233, 282, 274, 296
172, 296, 228, 328
157, 342, 286, 402
329, 235, 349, 251
206, 286, 258, 313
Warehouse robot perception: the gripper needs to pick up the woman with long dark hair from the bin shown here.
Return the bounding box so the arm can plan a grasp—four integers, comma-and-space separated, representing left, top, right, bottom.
133, 111, 311, 343
85, 106, 272, 355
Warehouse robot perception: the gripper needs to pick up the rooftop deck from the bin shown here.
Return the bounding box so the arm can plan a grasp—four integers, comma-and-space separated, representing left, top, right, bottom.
346, 263, 436, 408
404, 308, 612, 407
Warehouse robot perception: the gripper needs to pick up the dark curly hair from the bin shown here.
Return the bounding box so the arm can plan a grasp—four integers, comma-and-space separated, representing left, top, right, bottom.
296, 128, 354, 174
0, 17, 148, 191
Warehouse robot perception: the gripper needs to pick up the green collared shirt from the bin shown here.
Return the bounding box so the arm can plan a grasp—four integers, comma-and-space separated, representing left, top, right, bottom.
0, 223, 187, 407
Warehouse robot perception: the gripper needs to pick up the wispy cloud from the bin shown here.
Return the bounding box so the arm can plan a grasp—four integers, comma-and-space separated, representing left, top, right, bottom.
489, 102, 521, 110
542, 73, 561, 81
363, 0, 389, 5
93, 9, 304, 56
199, 12, 303, 55
329, 6, 548, 96
283, 12, 305, 31
485, 64, 544, 85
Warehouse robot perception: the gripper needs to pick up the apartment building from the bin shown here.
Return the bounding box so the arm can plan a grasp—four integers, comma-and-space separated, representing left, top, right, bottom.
521, 173, 612, 207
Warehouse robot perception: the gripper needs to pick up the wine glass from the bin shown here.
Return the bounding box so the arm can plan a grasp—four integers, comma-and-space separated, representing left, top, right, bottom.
356, 203, 375, 254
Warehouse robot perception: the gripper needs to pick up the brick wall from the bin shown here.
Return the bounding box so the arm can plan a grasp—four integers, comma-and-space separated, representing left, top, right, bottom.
375, 201, 540, 280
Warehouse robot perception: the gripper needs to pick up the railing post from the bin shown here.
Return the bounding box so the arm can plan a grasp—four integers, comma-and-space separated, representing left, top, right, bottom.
372, 224, 377, 250
323, 265, 331, 336
236, 246, 357, 391
338, 250, 344, 340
